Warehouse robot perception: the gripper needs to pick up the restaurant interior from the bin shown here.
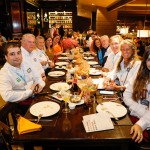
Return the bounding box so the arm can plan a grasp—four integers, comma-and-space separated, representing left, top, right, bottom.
0, 0, 150, 40
0, 0, 150, 150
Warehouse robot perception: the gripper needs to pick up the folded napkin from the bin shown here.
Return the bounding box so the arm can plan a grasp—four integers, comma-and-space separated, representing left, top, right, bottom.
17, 116, 42, 135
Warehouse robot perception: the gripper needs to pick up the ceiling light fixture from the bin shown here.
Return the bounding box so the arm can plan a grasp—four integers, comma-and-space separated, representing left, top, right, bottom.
137, 0, 150, 38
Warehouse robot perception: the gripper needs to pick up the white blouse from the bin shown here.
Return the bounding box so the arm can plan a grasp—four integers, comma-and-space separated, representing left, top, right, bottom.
108, 60, 141, 87
123, 82, 150, 131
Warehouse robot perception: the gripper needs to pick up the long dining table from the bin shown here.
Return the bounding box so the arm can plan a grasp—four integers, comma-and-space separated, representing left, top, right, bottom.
13, 54, 133, 150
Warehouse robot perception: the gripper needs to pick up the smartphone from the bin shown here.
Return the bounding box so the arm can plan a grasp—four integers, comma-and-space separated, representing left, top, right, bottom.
34, 84, 39, 92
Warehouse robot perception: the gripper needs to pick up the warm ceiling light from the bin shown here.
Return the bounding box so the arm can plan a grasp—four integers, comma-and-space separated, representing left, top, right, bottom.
137, 30, 150, 38
120, 27, 129, 34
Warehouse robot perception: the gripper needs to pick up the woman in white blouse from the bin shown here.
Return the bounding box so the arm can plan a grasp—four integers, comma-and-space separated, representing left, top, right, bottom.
123, 48, 150, 143
104, 39, 141, 91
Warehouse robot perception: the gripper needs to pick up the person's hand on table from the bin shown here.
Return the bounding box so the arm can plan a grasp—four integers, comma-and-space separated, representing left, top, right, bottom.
130, 124, 143, 143
41, 73, 46, 81
49, 61, 55, 68
30, 83, 43, 93
101, 67, 109, 72
104, 80, 116, 90
41, 61, 48, 66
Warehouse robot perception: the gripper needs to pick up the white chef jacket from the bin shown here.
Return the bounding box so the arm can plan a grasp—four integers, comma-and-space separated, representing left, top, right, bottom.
108, 60, 141, 87
21, 46, 44, 78
0, 62, 45, 102
123, 82, 150, 131
104, 51, 121, 71
34, 48, 50, 70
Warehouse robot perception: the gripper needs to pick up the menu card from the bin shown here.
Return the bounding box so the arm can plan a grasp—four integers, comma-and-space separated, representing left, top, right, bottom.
82, 112, 114, 133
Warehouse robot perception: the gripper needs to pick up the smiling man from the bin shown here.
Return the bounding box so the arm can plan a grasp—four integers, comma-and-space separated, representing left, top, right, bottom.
21, 33, 46, 81
0, 42, 45, 115
102, 35, 122, 72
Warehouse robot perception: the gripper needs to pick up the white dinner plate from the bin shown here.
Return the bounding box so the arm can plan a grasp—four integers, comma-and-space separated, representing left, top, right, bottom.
68, 99, 84, 105
48, 71, 65, 77
88, 61, 98, 65
55, 62, 69, 66
84, 56, 94, 60
89, 70, 102, 75
55, 66, 66, 70
61, 53, 70, 56
83, 51, 91, 55
58, 57, 69, 60
30, 101, 60, 117
50, 82, 70, 91
51, 92, 64, 101
96, 102, 127, 118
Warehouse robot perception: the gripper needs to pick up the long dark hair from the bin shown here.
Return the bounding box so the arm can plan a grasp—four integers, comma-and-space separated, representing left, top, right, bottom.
132, 48, 150, 101
93, 38, 101, 52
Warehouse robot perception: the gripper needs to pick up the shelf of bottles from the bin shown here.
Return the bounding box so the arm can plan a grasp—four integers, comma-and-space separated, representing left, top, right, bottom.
48, 11, 72, 30
27, 12, 37, 27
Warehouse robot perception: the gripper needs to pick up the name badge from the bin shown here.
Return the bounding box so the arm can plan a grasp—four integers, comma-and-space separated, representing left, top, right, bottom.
34, 58, 37, 62
27, 68, 31, 73
16, 77, 21, 82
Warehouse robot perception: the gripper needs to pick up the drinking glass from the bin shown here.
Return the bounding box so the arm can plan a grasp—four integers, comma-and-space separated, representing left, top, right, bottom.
84, 92, 95, 114
61, 90, 70, 113
62, 113, 71, 132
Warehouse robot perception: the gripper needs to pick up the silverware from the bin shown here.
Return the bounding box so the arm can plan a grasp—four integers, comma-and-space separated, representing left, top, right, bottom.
36, 92, 50, 95
101, 104, 119, 121
45, 96, 62, 103
37, 114, 43, 123
28, 119, 53, 122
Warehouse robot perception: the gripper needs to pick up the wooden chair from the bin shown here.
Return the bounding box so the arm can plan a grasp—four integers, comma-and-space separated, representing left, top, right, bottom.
0, 102, 18, 150
137, 143, 150, 150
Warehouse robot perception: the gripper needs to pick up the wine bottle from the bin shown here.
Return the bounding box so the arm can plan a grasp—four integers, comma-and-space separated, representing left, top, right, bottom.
72, 78, 78, 92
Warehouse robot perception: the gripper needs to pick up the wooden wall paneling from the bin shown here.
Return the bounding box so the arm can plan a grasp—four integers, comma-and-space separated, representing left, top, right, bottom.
10, 2, 22, 33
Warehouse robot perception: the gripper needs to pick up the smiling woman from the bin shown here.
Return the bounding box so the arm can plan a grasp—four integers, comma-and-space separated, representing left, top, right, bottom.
105, 39, 141, 92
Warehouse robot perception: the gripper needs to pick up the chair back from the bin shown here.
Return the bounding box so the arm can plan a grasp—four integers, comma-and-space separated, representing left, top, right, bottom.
0, 102, 18, 150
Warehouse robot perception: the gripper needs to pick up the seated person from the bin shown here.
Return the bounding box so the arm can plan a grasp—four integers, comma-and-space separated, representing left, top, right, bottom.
21, 33, 46, 81
102, 35, 122, 72
123, 48, 150, 143
92, 38, 106, 66
35, 36, 54, 76
104, 39, 141, 92
0, 43, 45, 115
62, 32, 78, 52
52, 34, 63, 56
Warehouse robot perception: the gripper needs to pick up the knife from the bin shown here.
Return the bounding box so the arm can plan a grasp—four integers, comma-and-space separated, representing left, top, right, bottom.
28, 119, 53, 122
36, 92, 50, 95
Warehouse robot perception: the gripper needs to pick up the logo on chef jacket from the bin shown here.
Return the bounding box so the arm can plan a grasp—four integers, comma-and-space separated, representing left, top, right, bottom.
40, 54, 42, 57
16, 77, 21, 82
34, 58, 37, 62
27, 68, 31, 73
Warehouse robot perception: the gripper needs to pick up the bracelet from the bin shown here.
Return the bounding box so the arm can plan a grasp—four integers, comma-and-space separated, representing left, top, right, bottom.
120, 87, 124, 92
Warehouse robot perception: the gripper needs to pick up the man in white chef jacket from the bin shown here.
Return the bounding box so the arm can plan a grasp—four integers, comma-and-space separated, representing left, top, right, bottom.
0, 42, 45, 115
21, 33, 46, 81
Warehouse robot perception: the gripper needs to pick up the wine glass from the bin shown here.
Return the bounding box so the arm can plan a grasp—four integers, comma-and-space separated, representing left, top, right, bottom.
62, 113, 71, 132
61, 90, 71, 113
84, 92, 95, 114
66, 71, 72, 88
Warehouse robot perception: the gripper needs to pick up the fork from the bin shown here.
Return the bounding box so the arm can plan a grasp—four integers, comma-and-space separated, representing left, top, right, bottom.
37, 114, 43, 123
101, 105, 119, 120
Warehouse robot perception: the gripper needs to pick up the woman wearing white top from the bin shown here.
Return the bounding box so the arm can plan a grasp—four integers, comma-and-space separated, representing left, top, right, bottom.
123, 48, 150, 143
35, 36, 54, 75
104, 39, 141, 91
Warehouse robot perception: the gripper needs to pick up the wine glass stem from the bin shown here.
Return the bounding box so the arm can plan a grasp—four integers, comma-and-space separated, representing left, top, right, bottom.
65, 101, 67, 110
88, 107, 91, 114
